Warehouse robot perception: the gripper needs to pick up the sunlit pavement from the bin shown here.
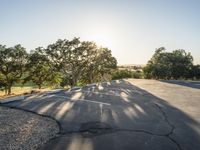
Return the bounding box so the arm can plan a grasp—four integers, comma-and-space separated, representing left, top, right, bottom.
2, 79, 200, 150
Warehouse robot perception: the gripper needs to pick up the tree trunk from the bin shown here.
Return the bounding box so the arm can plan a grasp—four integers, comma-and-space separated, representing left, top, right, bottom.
8, 85, 12, 95
89, 70, 94, 83
89, 74, 92, 84
38, 84, 42, 89
101, 72, 105, 81
71, 74, 77, 87
4, 86, 8, 95
71, 78, 77, 87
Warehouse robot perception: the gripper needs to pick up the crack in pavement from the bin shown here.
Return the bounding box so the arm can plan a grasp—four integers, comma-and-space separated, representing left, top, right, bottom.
1, 102, 183, 150
154, 103, 183, 150
154, 103, 175, 136
61, 128, 168, 138
56, 127, 184, 150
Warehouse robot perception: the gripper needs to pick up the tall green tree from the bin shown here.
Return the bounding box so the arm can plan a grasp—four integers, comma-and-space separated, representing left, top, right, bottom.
95, 47, 117, 80
0, 73, 6, 91
143, 47, 170, 79
80, 45, 117, 84
170, 50, 193, 79
46, 38, 83, 87
143, 47, 193, 79
190, 65, 200, 79
25, 47, 61, 89
79, 41, 99, 84
0, 45, 27, 95
46, 38, 117, 87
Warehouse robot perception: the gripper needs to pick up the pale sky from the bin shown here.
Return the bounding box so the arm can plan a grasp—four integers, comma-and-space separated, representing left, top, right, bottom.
0, 0, 200, 65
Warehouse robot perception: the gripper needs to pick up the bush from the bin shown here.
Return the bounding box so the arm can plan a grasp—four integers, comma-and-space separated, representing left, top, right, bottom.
112, 70, 143, 80
132, 71, 143, 79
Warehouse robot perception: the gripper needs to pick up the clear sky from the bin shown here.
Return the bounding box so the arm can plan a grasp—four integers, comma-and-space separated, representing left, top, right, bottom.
0, 0, 200, 65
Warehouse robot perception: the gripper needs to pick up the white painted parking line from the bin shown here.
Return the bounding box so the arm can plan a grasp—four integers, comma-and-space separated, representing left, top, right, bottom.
100, 103, 103, 118
76, 98, 111, 106
65, 90, 121, 97
52, 95, 111, 106
88, 87, 143, 95
106, 87, 143, 95
86, 90, 121, 96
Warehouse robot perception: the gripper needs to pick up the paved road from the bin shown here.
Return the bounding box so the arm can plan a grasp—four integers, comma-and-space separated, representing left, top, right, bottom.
2, 79, 200, 150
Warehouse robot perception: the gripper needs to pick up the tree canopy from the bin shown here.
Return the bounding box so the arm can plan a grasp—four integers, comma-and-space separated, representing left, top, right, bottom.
0, 44, 27, 94
45, 38, 117, 87
0, 38, 117, 94
25, 47, 62, 89
143, 47, 196, 79
1, 40, 199, 95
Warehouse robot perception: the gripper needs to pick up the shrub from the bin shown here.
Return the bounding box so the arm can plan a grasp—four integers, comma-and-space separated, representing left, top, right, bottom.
112, 70, 143, 80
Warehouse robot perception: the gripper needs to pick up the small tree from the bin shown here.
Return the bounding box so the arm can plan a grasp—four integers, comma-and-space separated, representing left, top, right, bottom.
0, 45, 27, 95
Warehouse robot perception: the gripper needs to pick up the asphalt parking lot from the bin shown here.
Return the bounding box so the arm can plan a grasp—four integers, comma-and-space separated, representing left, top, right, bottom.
2, 79, 200, 150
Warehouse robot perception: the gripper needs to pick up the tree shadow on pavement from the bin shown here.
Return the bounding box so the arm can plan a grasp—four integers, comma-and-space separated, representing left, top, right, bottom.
1, 79, 200, 150
160, 80, 200, 89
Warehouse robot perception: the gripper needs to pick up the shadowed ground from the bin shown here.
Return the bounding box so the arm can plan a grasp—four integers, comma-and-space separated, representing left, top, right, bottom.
160, 80, 200, 89
2, 79, 200, 150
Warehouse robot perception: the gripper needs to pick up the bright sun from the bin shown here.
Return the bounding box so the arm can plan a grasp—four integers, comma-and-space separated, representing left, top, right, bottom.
81, 22, 119, 50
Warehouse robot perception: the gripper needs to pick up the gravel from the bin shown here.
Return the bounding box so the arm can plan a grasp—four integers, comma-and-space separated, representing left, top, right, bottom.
0, 106, 60, 150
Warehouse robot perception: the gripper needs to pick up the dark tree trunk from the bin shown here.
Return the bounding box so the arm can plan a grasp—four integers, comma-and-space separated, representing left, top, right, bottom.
88, 69, 93, 84
89, 75, 92, 84
8, 85, 12, 95
4, 86, 8, 95
71, 78, 76, 87
101, 72, 104, 81
89, 73, 94, 84
38, 84, 42, 89
70, 74, 78, 87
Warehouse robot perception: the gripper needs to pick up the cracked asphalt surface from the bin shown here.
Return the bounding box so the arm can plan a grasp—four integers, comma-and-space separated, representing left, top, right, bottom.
2, 79, 200, 150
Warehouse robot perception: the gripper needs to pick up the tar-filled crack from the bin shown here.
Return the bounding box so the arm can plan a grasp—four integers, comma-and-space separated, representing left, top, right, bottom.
1, 103, 183, 150
154, 103, 183, 150
60, 104, 183, 150
61, 127, 167, 137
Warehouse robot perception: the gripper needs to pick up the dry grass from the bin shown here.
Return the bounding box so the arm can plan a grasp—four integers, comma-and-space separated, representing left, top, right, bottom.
0, 86, 51, 99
